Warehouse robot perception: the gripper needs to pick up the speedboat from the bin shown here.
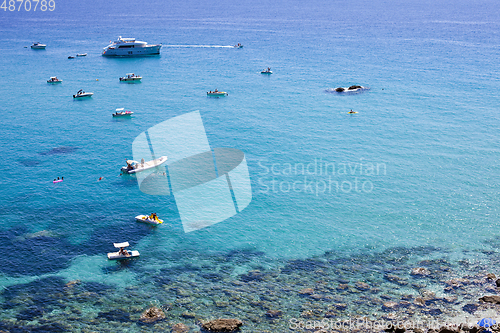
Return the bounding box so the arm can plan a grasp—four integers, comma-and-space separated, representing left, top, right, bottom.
76, 53, 87, 57
113, 108, 133, 117
31, 42, 46, 49
234, 43, 243, 48
261, 68, 272, 74
334, 85, 365, 93
73, 90, 93, 98
119, 73, 142, 82
107, 242, 140, 260
68, 56, 75, 59
135, 214, 163, 225
102, 36, 162, 57
47, 77, 62, 84
207, 90, 228, 97
121, 156, 168, 174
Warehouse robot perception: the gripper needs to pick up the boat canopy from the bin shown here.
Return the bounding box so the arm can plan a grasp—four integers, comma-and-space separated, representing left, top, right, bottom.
118, 36, 135, 42
114, 242, 130, 248
126, 73, 135, 76
116, 108, 124, 111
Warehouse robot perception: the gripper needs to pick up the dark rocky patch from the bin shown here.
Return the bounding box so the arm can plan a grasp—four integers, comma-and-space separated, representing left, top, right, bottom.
97, 309, 131, 322
281, 258, 327, 274
16, 305, 45, 320
19, 158, 42, 167
39, 146, 79, 155
202, 272, 223, 282
201, 318, 243, 332
239, 270, 264, 282
462, 303, 478, 314
0, 226, 76, 276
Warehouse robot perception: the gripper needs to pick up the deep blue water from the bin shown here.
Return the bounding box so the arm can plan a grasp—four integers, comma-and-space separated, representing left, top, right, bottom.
1, 0, 500, 330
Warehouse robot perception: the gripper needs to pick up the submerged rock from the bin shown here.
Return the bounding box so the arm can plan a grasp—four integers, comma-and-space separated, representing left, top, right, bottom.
382, 301, 398, 311
299, 288, 314, 295
265, 310, 282, 319
139, 306, 165, 323
201, 318, 243, 332
410, 267, 431, 276
171, 323, 190, 333
355, 281, 370, 290
479, 295, 500, 304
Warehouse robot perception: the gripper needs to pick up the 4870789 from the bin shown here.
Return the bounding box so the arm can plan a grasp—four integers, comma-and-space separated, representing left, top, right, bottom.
1, 0, 55, 11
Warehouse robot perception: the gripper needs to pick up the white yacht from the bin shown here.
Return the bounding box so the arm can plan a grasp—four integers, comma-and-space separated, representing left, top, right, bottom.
102, 36, 161, 57
31, 42, 46, 49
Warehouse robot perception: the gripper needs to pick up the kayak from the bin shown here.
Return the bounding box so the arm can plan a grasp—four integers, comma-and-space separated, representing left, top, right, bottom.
53, 179, 63, 183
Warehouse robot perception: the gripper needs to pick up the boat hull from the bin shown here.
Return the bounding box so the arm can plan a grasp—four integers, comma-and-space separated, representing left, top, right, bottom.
207, 92, 228, 97
47, 80, 62, 84
135, 215, 163, 225
73, 93, 93, 98
107, 250, 140, 260
119, 77, 142, 82
103, 45, 161, 57
121, 156, 168, 174
113, 112, 133, 117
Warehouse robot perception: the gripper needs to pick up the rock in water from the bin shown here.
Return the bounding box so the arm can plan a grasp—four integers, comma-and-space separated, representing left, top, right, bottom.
139, 306, 165, 323
266, 310, 282, 318
201, 318, 243, 332
171, 323, 190, 333
410, 267, 431, 276
479, 295, 500, 304
335, 87, 345, 92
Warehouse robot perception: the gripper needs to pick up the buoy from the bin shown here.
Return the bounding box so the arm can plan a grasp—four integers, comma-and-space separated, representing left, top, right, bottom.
96, 79, 99, 81
98, 177, 103, 181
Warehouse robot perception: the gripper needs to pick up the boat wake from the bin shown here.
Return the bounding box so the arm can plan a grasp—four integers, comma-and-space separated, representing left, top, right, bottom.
164, 45, 236, 48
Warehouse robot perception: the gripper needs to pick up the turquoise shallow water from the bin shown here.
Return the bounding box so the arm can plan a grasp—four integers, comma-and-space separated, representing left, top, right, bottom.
1, 0, 500, 330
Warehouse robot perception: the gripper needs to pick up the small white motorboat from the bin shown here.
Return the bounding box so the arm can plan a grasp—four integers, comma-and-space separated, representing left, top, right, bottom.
234, 43, 243, 48
76, 53, 87, 57
135, 214, 163, 225
31, 42, 46, 49
121, 156, 168, 174
333, 85, 365, 93
107, 242, 140, 260
112, 108, 133, 117
47, 76, 62, 83
119, 73, 142, 82
73, 89, 93, 98
261, 67, 272, 74
207, 89, 228, 97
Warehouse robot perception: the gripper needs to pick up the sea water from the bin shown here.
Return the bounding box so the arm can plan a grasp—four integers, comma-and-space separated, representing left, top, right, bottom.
1, 0, 500, 331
